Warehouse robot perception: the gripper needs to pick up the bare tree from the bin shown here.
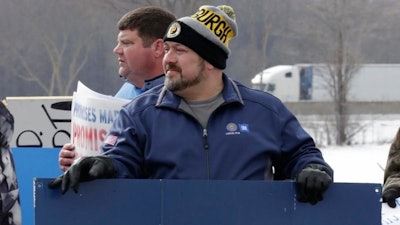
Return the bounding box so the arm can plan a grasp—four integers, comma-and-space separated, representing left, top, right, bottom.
115, 0, 215, 17
306, 0, 377, 145
245, 0, 279, 84
0, 0, 103, 96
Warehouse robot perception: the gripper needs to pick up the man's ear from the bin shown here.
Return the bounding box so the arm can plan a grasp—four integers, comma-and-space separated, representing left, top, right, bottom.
205, 60, 215, 70
152, 39, 165, 57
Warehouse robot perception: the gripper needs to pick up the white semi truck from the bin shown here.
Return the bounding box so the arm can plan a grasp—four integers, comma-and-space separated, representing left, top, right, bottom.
251, 64, 400, 102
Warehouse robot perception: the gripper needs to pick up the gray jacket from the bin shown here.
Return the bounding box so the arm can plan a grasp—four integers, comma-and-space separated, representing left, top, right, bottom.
383, 128, 400, 192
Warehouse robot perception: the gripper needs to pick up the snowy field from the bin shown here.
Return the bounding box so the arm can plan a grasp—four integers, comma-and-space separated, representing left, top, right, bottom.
299, 114, 400, 185
301, 115, 400, 225
322, 144, 389, 184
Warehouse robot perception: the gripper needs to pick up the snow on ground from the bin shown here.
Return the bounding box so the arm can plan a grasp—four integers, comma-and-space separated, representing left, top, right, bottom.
299, 116, 400, 224
321, 144, 390, 184
299, 114, 400, 185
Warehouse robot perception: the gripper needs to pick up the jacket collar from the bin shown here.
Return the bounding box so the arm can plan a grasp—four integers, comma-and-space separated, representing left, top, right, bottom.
141, 74, 165, 92
156, 73, 244, 108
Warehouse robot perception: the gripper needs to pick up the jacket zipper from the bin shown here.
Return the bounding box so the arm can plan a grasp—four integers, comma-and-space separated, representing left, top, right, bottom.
203, 128, 210, 179
176, 108, 212, 179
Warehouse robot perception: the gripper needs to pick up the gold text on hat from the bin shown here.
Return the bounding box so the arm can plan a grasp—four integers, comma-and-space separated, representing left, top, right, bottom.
190, 7, 235, 46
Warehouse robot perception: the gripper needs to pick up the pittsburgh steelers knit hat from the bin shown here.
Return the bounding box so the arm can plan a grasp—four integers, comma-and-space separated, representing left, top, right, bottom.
163, 5, 238, 69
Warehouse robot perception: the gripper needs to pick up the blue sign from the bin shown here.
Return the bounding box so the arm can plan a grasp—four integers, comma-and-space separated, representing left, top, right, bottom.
12, 148, 61, 225
11, 147, 382, 225
35, 179, 381, 225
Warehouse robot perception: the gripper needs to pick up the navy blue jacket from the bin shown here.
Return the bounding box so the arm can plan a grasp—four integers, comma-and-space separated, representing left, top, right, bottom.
103, 74, 332, 180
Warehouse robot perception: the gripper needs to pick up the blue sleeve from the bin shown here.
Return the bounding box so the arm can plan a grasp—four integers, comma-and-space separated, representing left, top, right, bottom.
102, 107, 145, 178
273, 104, 333, 180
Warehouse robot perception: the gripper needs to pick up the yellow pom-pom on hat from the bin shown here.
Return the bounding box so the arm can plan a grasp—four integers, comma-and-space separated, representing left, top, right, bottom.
217, 5, 236, 21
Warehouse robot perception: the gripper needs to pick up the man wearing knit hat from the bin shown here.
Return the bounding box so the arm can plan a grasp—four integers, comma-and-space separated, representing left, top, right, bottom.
49, 5, 333, 206
163, 5, 237, 70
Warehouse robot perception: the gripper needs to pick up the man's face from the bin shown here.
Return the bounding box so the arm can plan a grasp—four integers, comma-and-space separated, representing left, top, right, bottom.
113, 29, 154, 86
162, 41, 206, 93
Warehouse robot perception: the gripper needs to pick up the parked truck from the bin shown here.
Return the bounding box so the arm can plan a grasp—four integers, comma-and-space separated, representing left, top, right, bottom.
251, 64, 400, 102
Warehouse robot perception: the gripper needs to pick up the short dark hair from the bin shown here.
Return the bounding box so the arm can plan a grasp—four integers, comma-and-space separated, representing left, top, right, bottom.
118, 6, 176, 47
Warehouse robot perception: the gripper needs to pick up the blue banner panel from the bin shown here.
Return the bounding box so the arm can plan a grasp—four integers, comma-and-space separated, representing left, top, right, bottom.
12, 148, 61, 225
34, 178, 381, 225
162, 180, 293, 225
34, 179, 161, 225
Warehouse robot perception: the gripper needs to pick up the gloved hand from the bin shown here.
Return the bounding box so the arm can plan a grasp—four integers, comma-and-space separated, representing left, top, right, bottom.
382, 188, 400, 208
48, 156, 115, 194
295, 164, 333, 205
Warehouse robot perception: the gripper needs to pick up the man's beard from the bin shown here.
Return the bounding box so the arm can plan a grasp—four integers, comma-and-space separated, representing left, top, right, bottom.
165, 63, 205, 92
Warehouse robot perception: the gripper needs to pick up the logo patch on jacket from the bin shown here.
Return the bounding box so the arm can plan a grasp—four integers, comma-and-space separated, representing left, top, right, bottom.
238, 124, 250, 132
225, 123, 250, 135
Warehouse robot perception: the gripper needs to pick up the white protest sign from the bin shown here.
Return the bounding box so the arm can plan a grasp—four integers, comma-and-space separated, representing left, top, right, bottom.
6, 96, 72, 148
70, 81, 130, 159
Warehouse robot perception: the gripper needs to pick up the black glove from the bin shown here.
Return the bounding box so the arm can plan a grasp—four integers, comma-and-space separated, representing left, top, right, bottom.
382, 188, 400, 208
48, 156, 115, 194
295, 164, 333, 205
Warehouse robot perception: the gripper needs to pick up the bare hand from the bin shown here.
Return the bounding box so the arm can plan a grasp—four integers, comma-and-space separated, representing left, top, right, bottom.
59, 143, 76, 171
